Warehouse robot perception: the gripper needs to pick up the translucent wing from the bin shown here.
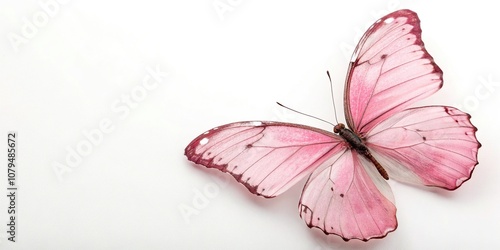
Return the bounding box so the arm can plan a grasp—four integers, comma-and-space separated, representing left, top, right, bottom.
345, 9, 443, 134
185, 121, 347, 198
299, 149, 397, 241
366, 106, 480, 190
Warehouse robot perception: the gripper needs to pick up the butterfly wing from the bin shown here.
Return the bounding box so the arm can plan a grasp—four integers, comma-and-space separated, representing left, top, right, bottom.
344, 9, 443, 134
185, 121, 347, 198
343, 9, 480, 189
365, 106, 480, 190
299, 149, 397, 241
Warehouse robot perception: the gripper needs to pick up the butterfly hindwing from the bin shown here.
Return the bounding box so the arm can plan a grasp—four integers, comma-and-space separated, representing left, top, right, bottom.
299, 149, 397, 241
365, 106, 480, 190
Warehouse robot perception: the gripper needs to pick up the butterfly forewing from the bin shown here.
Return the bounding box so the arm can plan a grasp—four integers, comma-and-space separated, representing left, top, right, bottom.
344, 9, 443, 134
185, 121, 346, 197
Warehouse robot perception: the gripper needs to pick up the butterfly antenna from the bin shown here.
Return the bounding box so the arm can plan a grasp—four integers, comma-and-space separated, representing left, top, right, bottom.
327, 71, 340, 124
276, 102, 335, 127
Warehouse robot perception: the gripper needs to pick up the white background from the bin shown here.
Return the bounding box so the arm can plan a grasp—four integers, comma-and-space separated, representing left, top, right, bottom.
0, 0, 498, 249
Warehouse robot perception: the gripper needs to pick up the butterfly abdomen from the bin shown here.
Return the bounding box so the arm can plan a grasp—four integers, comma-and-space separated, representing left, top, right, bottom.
336, 124, 389, 180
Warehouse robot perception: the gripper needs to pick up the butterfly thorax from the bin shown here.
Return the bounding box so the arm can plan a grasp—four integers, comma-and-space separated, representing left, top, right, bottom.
334, 123, 368, 153
334, 123, 389, 180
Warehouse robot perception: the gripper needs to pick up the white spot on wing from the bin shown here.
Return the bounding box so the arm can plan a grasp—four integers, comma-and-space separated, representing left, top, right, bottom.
200, 138, 209, 145
384, 17, 394, 24
250, 121, 262, 126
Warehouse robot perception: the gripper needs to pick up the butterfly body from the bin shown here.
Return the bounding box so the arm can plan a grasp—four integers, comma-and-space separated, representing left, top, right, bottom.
335, 123, 389, 180
185, 9, 480, 241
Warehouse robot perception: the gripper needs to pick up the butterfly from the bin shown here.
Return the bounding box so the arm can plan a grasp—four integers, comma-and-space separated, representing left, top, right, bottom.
184, 9, 480, 241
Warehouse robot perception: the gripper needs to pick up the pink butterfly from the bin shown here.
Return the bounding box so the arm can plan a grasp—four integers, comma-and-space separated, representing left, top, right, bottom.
185, 9, 480, 241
